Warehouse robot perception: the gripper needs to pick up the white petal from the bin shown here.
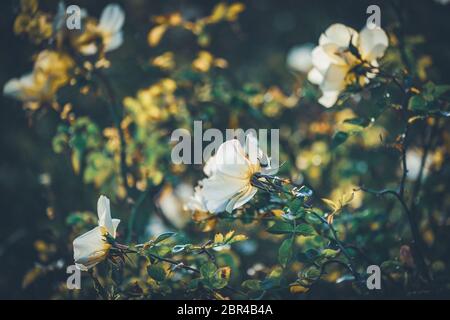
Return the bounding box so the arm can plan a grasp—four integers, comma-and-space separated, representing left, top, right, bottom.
321, 64, 348, 91
105, 31, 123, 52
203, 155, 218, 177
286, 44, 314, 73
244, 133, 261, 165
186, 185, 207, 212
3, 73, 35, 101
112, 218, 120, 236
73, 226, 109, 270
99, 4, 125, 34
319, 23, 358, 48
201, 174, 248, 213
214, 140, 252, 178
318, 90, 340, 108
307, 68, 324, 85
79, 43, 98, 56
359, 27, 389, 62
97, 195, 115, 237
310, 46, 333, 74
225, 186, 258, 213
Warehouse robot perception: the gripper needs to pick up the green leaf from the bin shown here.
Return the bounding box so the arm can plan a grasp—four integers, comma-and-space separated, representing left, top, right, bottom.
154, 232, 176, 244
278, 238, 294, 268
200, 262, 217, 279
433, 84, 450, 97
304, 266, 321, 280
331, 131, 349, 149
266, 221, 293, 234
241, 279, 262, 291
267, 222, 316, 236
147, 245, 171, 257
408, 95, 428, 111
321, 248, 340, 258
172, 244, 191, 253
343, 117, 372, 127
147, 264, 166, 282
288, 198, 304, 215
304, 212, 322, 225
210, 267, 231, 289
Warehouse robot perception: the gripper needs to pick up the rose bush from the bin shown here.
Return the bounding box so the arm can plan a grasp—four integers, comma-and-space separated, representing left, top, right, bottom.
2, 0, 450, 299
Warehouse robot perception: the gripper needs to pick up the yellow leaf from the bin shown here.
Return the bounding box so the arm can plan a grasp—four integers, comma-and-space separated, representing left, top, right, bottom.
341, 192, 354, 206
152, 52, 175, 70
192, 51, 214, 72
71, 151, 80, 174
232, 234, 248, 242
168, 12, 183, 26
226, 3, 245, 21
148, 24, 168, 47
208, 3, 228, 24
321, 198, 338, 212
224, 230, 235, 242
271, 209, 284, 217
21, 0, 38, 14
290, 284, 309, 294
217, 266, 231, 280
214, 233, 224, 243
213, 58, 228, 69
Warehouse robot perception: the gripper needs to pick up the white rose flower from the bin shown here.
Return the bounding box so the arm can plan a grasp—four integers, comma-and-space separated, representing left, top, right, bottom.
73, 195, 120, 270
286, 43, 314, 73
79, 4, 125, 55
197, 134, 275, 213
308, 23, 389, 108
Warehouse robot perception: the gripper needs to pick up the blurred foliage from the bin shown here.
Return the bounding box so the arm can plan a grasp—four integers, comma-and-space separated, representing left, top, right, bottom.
1, 0, 450, 299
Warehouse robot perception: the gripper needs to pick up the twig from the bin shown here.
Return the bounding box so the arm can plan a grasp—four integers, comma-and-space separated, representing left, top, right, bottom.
126, 188, 151, 243
356, 186, 431, 282
95, 69, 133, 198
89, 269, 108, 300
410, 119, 439, 209
309, 211, 362, 283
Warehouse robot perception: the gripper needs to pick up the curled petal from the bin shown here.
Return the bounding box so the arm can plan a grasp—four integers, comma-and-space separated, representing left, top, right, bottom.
105, 31, 124, 52
320, 64, 349, 92
73, 226, 111, 270
358, 27, 389, 62
214, 140, 253, 178
318, 90, 340, 108
99, 4, 125, 34
319, 23, 358, 48
286, 44, 314, 73
97, 195, 118, 238
201, 174, 249, 213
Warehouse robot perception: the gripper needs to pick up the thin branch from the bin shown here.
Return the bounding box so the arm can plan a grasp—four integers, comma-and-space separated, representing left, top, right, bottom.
309, 211, 362, 282
126, 188, 151, 243
410, 119, 439, 209
356, 186, 431, 282
95, 69, 133, 198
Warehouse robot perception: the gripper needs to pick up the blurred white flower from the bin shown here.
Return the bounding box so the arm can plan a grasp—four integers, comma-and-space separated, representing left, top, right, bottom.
405, 149, 432, 181
157, 183, 194, 229
286, 43, 314, 73
73, 195, 120, 270
196, 134, 275, 213
308, 23, 388, 108
3, 50, 73, 105
79, 4, 125, 55
145, 215, 169, 237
